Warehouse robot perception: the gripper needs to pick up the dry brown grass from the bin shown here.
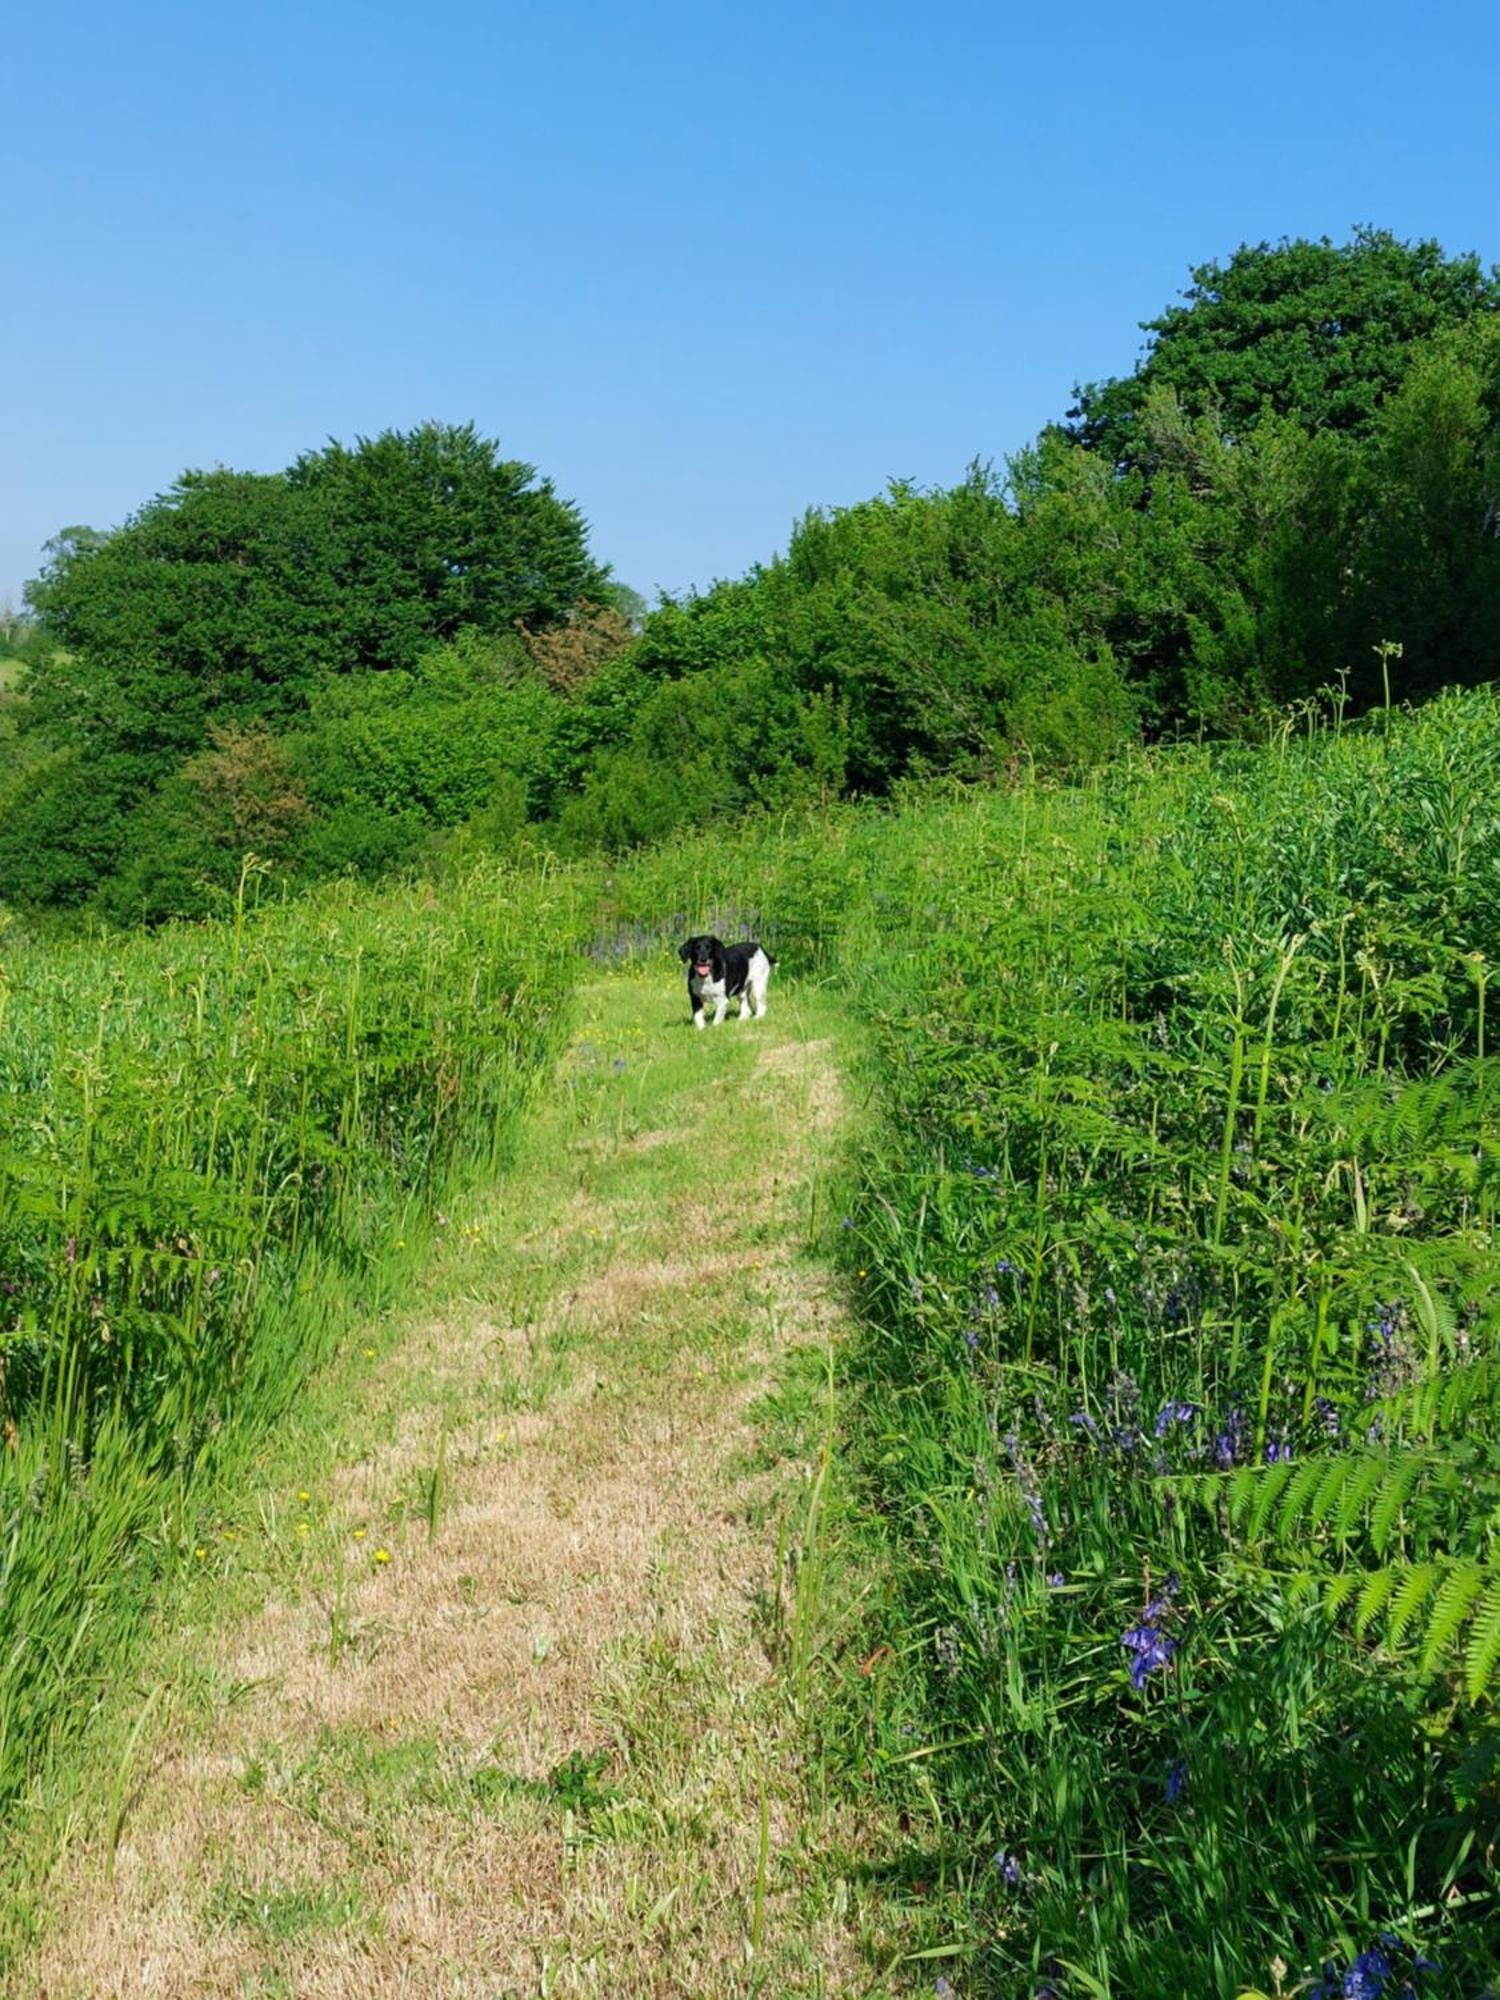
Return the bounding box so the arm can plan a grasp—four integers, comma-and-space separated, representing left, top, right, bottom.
25, 978, 881, 1999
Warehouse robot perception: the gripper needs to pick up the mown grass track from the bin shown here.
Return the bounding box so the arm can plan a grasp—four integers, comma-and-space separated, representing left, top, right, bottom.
18, 969, 935, 1998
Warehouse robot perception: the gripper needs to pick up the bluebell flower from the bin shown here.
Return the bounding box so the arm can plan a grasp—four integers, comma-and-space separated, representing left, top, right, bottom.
993, 1848, 1022, 1887
1213, 1403, 1248, 1468
1153, 1400, 1198, 1438
1164, 1758, 1188, 1803
1121, 1619, 1176, 1689
1344, 1944, 1392, 1998
1046, 1572, 1065, 1589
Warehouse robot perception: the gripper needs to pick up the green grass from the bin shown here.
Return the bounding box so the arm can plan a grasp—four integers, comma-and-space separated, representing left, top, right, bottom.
807, 692, 1500, 1996
4, 689, 1498, 1994
0, 855, 582, 1891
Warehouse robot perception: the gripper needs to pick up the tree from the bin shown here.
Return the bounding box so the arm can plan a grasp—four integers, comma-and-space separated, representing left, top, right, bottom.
1070, 229, 1499, 469
23, 423, 608, 767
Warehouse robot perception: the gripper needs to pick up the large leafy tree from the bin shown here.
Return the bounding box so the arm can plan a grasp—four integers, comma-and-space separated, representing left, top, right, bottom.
1070, 228, 1500, 469
24, 422, 607, 765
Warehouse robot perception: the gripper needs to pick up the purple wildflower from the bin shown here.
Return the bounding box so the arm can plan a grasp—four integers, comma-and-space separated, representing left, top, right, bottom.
1213, 1402, 1249, 1468
1121, 1619, 1176, 1689
994, 1849, 1022, 1887
1343, 1944, 1393, 1998
1153, 1400, 1198, 1439
1365, 1303, 1417, 1398
1003, 1433, 1050, 1547
1164, 1758, 1188, 1803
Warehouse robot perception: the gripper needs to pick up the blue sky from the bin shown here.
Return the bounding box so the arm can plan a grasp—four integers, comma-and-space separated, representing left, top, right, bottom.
4, 0, 1497, 609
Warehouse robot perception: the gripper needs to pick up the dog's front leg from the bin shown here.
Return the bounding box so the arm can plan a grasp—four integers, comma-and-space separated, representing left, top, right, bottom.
712, 995, 729, 1026
693, 1003, 707, 1030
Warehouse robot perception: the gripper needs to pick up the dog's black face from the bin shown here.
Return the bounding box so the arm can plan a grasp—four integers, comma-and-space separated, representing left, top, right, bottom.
678, 936, 723, 981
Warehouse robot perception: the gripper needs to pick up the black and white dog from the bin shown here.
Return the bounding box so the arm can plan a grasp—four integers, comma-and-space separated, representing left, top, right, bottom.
678, 935, 774, 1029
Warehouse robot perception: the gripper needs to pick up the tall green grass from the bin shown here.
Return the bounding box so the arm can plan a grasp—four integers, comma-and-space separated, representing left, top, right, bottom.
0, 860, 580, 1825
818, 692, 1499, 1995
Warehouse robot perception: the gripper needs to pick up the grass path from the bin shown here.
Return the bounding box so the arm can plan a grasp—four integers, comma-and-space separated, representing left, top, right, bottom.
23, 968, 901, 1998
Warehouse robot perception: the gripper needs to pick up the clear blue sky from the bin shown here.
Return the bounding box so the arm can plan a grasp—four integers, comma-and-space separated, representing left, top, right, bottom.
4, 0, 1496, 610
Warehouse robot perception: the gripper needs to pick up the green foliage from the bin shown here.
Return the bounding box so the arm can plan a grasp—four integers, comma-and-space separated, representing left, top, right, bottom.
25, 425, 604, 737
9, 229, 1500, 923
555, 654, 852, 851
1071, 226, 1500, 466
0, 859, 582, 1828
610, 692, 1500, 1992
9, 424, 606, 904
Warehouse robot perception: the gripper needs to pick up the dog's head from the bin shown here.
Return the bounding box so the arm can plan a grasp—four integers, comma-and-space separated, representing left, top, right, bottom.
678, 935, 722, 980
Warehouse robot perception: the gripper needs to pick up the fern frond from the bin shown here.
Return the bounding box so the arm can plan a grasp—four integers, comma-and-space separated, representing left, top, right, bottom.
1276, 1457, 1330, 1536
1354, 1566, 1402, 1636
1381, 1561, 1439, 1649
1246, 1458, 1298, 1538
1464, 1578, 1500, 1702
1368, 1454, 1426, 1554
1331, 1454, 1388, 1536
1418, 1563, 1488, 1674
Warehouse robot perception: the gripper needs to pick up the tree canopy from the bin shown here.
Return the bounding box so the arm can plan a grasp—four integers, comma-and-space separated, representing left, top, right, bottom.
24, 422, 608, 765
1069, 228, 1500, 469
4, 230, 1497, 924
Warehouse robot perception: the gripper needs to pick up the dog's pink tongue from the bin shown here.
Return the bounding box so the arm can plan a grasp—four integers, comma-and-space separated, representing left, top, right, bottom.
695, 963, 711, 975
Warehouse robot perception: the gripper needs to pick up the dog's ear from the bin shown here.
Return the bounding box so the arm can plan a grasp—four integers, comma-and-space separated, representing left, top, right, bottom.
678, 941, 693, 962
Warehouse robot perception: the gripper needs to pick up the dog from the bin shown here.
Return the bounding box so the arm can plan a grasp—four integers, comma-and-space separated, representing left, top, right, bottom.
678, 935, 774, 1029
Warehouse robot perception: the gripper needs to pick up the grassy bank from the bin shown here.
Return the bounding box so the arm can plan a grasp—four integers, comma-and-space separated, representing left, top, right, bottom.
823, 691, 1500, 1996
